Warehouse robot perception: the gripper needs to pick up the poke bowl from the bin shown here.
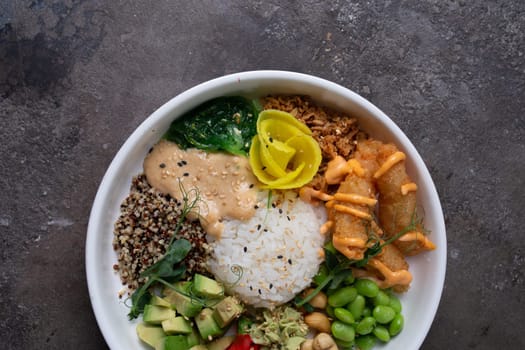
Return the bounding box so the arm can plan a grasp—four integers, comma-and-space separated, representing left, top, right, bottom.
86, 70, 446, 350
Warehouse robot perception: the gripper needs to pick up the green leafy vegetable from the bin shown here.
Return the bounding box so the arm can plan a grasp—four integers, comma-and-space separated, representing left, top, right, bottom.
164, 96, 261, 156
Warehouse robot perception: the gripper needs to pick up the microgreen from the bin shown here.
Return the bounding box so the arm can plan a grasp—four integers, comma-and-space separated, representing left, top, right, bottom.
127, 182, 199, 320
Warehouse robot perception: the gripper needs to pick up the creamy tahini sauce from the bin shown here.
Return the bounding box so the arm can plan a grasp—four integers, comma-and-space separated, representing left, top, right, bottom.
144, 140, 258, 237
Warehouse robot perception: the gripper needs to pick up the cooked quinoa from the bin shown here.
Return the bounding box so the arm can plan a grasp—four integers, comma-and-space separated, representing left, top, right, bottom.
112, 174, 211, 294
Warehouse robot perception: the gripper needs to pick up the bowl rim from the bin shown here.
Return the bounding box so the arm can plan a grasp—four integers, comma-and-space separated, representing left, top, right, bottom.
86, 70, 447, 350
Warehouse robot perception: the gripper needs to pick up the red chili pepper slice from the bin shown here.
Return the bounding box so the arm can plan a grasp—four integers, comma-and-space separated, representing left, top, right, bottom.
227, 334, 260, 350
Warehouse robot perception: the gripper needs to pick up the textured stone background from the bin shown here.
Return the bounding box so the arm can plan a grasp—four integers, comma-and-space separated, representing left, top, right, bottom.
1, 1, 524, 349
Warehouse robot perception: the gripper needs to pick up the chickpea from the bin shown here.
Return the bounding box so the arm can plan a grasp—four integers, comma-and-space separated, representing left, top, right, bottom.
304, 312, 331, 334
313, 333, 338, 350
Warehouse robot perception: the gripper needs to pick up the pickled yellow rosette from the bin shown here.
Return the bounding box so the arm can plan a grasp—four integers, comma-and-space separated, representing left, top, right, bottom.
249, 109, 322, 189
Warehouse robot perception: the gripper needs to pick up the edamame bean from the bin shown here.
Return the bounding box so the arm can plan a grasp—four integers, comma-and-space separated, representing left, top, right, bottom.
362, 306, 372, 318
373, 305, 396, 324
325, 305, 336, 318
328, 286, 358, 307
373, 325, 391, 342
388, 294, 402, 313
372, 290, 390, 306
347, 294, 365, 320
355, 335, 376, 350
355, 279, 379, 298
355, 316, 376, 335
331, 321, 356, 342
389, 313, 404, 336
335, 339, 355, 350
334, 307, 355, 324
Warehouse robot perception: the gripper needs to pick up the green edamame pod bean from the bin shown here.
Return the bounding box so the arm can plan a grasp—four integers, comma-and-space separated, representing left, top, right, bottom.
388, 294, 402, 313
355, 316, 376, 335
335, 339, 355, 350
331, 321, 356, 342
355, 335, 376, 350
355, 279, 379, 298
328, 286, 358, 307
347, 294, 365, 320
373, 325, 391, 342
334, 307, 355, 324
326, 305, 336, 318
362, 307, 372, 318
373, 305, 396, 324
372, 290, 390, 306
389, 313, 404, 336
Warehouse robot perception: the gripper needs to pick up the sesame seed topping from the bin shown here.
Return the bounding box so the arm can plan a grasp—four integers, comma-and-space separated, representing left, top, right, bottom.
159, 163, 166, 168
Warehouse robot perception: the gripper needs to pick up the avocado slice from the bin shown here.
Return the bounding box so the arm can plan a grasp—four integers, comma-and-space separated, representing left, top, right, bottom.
143, 304, 176, 325
187, 328, 204, 347
163, 335, 190, 350
151, 294, 172, 308
207, 336, 235, 350
193, 274, 224, 298
136, 323, 165, 348
163, 289, 203, 318
195, 308, 223, 341
212, 296, 243, 328
162, 317, 193, 335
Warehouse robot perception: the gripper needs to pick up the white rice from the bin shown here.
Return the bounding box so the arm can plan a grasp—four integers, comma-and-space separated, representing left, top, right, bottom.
208, 190, 327, 309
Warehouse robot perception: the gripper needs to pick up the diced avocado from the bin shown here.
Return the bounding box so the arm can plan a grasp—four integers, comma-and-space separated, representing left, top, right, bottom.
193, 274, 224, 298
143, 304, 176, 325
164, 281, 192, 295
207, 336, 235, 350
151, 295, 172, 308
162, 317, 193, 335
164, 335, 190, 350
212, 296, 243, 328
136, 323, 166, 348
195, 308, 223, 341
189, 346, 208, 350
164, 289, 203, 318
187, 328, 204, 347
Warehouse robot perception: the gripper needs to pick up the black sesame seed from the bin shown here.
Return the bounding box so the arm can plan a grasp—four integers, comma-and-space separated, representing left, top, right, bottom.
269, 283, 273, 289
249, 184, 254, 188
272, 203, 276, 208
279, 208, 283, 214
257, 224, 261, 230
288, 259, 292, 265
159, 163, 166, 168
183, 172, 189, 177
254, 205, 259, 209
148, 147, 153, 153
287, 215, 291, 221
277, 255, 283, 259
258, 289, 262, 295
177, 161, 183, 167
181, 160, 187, 165
269, 137, 273, 143
249, 286, 253, 291
263, 229, 268, 232
262, 166, 267, 171
243, 247, 247, 253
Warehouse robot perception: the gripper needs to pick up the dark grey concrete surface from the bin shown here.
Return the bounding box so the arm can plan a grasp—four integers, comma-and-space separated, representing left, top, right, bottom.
1, 0, 523, 349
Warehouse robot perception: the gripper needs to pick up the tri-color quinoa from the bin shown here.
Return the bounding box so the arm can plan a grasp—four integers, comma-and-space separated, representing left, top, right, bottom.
112, 174, 211, 295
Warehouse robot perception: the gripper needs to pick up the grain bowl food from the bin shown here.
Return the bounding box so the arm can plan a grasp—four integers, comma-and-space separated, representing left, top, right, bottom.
86, 71, 446, 350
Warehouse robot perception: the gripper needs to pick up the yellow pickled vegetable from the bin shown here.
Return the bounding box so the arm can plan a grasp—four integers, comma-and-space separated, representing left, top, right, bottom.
249, 109, 322, 189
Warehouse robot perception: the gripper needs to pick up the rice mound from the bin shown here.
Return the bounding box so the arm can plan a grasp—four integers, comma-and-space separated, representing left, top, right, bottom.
208, 191, 326, 309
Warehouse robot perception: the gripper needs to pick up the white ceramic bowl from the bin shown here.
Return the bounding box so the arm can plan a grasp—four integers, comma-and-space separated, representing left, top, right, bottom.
86, 70, 446, 350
